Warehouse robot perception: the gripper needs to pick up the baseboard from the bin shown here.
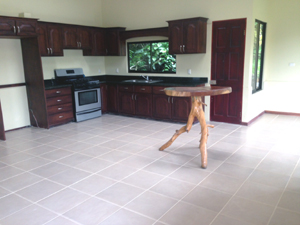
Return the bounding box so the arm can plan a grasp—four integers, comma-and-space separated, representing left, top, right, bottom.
265, 110, 300, 116
241, 111, 265, 126
5, 125, 31, 133
242, 110, 300, 126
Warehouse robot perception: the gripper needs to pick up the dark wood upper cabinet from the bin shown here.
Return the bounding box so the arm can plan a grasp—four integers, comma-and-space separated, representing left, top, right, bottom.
63, 26, 92, 50
167, 17, 208, 54
106, 28, 126, 56
83, 28, 107, 56
37, 22, 63, 56
0, 16, 37, 36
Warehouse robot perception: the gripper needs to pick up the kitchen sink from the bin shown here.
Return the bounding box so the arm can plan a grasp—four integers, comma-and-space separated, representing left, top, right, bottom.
122, 79, 162, 84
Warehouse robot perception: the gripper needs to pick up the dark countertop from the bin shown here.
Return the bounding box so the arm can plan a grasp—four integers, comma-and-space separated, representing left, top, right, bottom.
44, 75, 208, 90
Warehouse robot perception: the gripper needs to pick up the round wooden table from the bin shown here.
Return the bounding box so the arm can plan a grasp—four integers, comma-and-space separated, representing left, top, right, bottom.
159, 86, 232, 169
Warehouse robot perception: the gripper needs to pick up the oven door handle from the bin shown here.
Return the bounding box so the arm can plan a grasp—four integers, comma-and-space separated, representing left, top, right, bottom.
76, 108, 101, 115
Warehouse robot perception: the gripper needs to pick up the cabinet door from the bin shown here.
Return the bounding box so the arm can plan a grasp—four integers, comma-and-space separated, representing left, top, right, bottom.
16, 20, 37, 36
171, 97, 191, 122
100, 84, 108, 113
182, 21, 198, 53
107, 85, 118, 113
77, 27, 92, 49
63, 27, 78, 48
0, 18, 15, 36
92, 28, 107, 55
106, 30, 119, 55
36, 23, 49, 56
152, 94, 172, 120
168, 21, 183, 54
118, 92, 135, 115
47, 24, 63, 56
135, 93, 152, 118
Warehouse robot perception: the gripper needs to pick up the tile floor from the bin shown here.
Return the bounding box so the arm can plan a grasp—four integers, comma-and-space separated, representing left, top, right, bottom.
0, 113, 299, 225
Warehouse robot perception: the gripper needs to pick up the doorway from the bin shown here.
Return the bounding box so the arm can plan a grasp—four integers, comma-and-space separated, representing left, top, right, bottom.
210, 18, 246, 124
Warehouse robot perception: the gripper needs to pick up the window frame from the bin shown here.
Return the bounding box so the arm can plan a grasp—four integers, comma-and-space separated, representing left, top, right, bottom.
252, 19, 267, 94
127, 40, 176, 74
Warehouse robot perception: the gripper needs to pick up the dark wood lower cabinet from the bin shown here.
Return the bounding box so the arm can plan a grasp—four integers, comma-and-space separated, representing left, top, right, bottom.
118, 91, 135, 115
45, 87, 74, 127
100, 84, 108, 113
152, 94, 172, 120
135, 93, 152, 117
0, 101, 5, 140
107, 84, 118, 113
171, 97, 191, 122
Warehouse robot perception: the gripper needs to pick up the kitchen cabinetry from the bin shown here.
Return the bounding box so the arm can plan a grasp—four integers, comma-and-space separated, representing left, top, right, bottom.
152, 86, 191, 122
83, 28, 107, 56
107, 84, 118, 113
100, 83, 108, 113
45, 87, 74, 127
118, 85, 152, 118
0, 101, 5, 140
37, 22, 63, 56
0, 16, 37, 36
106, 28, 126, 56
63, 26, 92, 49
167, 17, 208, 54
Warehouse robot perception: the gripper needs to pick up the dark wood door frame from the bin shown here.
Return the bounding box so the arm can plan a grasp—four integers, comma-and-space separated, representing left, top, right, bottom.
210, 18, 246, 124
0, 101, 5, 140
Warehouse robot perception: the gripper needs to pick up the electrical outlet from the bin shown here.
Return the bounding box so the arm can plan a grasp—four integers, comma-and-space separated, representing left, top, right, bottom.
98, 69, 101, 73
187, 69, 192, 75
116, 68, 119, 73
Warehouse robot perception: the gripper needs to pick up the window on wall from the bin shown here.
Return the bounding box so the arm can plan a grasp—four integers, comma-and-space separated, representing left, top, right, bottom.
127, 41, 176, 73
252, 20, 267, 93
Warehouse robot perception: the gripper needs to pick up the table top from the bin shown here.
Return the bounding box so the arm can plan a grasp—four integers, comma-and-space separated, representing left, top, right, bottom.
164, 86, 232, 97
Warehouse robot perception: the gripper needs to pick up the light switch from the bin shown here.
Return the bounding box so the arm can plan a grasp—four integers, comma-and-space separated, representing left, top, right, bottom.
187, 69, 192, 75
116, 68, 119, 73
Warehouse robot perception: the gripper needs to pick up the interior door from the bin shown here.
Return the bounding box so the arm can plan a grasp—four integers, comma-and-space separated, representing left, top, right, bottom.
210, 18, 246, 124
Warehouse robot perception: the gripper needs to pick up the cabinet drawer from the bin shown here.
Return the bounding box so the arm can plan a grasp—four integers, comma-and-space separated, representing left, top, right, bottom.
118, 85, 134, 92
47, 103, 73, 115
48, 111, 74, 126
46, 87, 72, 98
135, 85, 152, 94
47, 95, 73, 106
153, 86, 167, 95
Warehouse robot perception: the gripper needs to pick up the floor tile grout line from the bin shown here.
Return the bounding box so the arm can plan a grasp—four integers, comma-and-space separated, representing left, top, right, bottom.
266, 157, 300, 225
207, 138, 282, 224
151, 126, 243, 224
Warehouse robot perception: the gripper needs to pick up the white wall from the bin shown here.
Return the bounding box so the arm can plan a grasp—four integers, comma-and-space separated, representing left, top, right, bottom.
263, 0, 300, 113
0, 39, 30, 130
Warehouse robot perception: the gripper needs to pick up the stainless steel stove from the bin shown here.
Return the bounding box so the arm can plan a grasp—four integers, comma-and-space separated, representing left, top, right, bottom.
54, 68, 102, 122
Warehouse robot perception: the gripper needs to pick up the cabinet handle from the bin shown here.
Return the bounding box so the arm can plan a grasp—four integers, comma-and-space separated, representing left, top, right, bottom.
58, 108, 62, 110
183, 45, 185, 52
140, 88, 145, 91
13, 26, 16, 34
135, 95, 137, 100
17, 26, 20, 33
79, 42, 82, 48
132, 94, 134, 100
180, 45, 182, 52
172, 97, 174, 103
57, 99, 62, 102
50, 48, 53, 54
168, 97, 170, 103
59, 116, 64, 118
124, 87, 128, 89
47, 48, 50, 54
56, 91, 61, 94
106, 49, 108, 54
159, 89, 164, 92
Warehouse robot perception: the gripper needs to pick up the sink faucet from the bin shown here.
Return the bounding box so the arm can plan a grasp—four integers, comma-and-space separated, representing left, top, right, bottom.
141, 75, 149, 81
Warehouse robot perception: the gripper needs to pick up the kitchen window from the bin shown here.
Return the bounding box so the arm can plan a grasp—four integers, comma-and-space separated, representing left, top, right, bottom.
252, 20, 266, 93
127, 41, 176, 73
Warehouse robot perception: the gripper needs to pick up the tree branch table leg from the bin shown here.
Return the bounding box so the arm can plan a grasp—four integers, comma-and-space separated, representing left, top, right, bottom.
159, 96, 213, 169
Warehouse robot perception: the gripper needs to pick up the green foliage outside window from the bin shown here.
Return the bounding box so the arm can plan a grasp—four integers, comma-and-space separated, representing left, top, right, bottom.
128, 41, 176, 73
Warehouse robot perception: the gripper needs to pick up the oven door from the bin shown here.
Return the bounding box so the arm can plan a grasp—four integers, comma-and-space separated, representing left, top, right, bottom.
74, 88, 101, 112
